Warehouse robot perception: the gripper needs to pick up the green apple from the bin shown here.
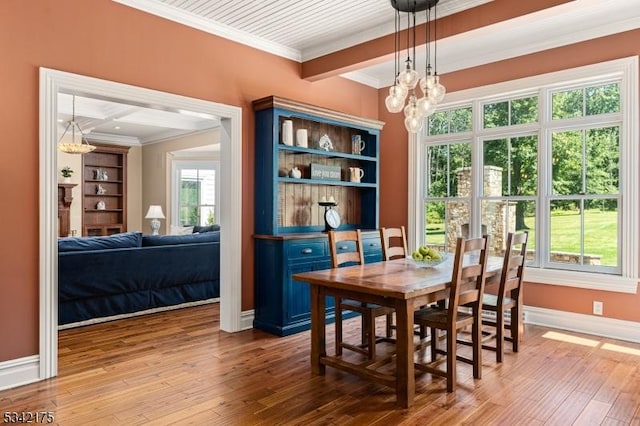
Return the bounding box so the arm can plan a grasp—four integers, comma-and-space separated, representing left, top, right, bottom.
418, 245, 429, 256
412, 251, 423, 261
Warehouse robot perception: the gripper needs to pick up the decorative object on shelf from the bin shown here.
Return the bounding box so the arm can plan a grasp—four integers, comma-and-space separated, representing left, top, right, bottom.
96, 200, 106, 210
349, 167, 365, 183
278, 168, 289, 177
351, 135, 365, 154
57, 94, 96, 154
282, 119, 294, 145
96, 184, 107, 194
296, 128, 308, 148
318, 201, 340, 232
318, 134, 333, 151
145, 205, 165, 235
94, 168, 108, 181
310, 163, 341, 181
386, 0, 446, 133
289, 167, 302, 179
61, 166, 73, 183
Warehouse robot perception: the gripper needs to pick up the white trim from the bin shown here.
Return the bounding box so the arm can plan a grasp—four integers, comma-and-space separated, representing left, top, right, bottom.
524, 306, 640, 344
38, 68, 243, 388
524, 269, 638, 294
0, 356, 40, 392
240, 309, 255, 331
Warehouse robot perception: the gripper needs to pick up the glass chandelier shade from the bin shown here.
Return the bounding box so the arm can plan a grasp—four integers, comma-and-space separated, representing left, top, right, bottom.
57, 95, 96, 154
386, 0, 446, 134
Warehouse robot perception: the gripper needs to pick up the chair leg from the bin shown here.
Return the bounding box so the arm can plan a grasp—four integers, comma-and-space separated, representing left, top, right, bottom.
385, 312, 394, 338
472, 308, 482, 378
366, 311, 376, 360
511, 303, 522, 353
447, 328, 457, 392
496, 308, 504, 363
335, 297, 343, 356
430, 327, 438, 361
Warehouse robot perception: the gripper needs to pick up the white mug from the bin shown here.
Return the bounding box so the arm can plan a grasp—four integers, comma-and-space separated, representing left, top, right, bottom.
282, 120, 293, 146
296, 129, 308, 148
351, 135, 365, 154
349, 167, 364, 183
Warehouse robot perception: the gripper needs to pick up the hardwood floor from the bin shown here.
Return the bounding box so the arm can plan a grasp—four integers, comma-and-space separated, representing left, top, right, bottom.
1, 304, 639, 425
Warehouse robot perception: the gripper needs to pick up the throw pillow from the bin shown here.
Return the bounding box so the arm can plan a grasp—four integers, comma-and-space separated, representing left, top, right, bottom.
192, 224, 221, 234
169, 225, 195, 235
142, 231, 220, 247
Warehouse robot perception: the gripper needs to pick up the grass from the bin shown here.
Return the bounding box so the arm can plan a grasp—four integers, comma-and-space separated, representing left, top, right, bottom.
425, 209, 618, 265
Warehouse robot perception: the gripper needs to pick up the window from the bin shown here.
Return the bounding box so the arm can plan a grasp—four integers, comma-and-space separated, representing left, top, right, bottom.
172, 160, 220, 227
414, 58, 638, 292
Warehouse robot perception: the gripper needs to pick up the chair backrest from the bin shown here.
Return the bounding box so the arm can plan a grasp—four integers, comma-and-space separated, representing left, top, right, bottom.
380, 226, 408, 260
328, 230, 364, 268
497, 231, 528, 303
448, 235, 489, 322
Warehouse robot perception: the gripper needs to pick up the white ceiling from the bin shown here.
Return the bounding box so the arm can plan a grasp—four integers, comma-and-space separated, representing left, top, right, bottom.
67, 0, 640, 144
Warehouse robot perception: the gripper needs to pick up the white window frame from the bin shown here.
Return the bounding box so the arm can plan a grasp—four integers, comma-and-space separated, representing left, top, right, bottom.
409, 57, 638, 294
171, 160, 220, 227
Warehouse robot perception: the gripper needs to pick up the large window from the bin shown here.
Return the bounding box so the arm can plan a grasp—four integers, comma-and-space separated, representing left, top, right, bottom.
172, 160, 220, 227
416, 58, 638, 292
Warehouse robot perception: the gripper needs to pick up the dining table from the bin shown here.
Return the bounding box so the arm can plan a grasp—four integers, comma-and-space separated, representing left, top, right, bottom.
292, 255, 503, 408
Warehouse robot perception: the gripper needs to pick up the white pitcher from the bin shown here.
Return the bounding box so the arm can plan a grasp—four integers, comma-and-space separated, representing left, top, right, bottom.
349, 167, 364, 183
296, 129, 308, 148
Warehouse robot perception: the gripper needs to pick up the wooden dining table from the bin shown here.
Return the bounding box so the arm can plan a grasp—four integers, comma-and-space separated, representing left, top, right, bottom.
293, 255, 503, 408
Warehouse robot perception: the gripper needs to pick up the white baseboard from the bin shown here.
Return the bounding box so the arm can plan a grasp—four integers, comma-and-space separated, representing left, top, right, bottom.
524, 305, 640, 344
0, 355, 40, 392
241, 309, 254, 330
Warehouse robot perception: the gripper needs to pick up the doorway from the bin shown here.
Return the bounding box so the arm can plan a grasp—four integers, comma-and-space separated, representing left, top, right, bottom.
39, 68, 244, 379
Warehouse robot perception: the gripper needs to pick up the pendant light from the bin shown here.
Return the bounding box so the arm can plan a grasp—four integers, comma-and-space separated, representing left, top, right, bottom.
57, 95, 96, 154
386, 0, 446, 134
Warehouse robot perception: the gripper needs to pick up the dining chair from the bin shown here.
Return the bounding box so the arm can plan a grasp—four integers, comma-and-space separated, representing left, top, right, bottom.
379, 226, 407, 336
413, 235, 489, 392
480, 231, 528, 362
329, 230, 394, 360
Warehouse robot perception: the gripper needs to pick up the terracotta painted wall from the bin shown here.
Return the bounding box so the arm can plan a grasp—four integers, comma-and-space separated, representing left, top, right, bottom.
0, 0, 379, 362
378, 29, 640, 323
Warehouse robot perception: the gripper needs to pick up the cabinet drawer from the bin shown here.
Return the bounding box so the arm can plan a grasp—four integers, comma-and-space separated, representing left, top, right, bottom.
287, 241, 326, 260
362, 234, 382, 255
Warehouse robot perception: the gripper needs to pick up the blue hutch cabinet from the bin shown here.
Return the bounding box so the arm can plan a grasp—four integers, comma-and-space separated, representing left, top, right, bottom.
253, 96, 384, 336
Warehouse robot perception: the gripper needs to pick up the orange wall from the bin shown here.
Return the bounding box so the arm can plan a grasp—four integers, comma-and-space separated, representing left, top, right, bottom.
0, 0, 379, 362
379, 29, 640, 323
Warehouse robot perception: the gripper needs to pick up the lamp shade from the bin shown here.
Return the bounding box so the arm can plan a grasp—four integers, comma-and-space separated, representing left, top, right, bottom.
145, 205, 165, 219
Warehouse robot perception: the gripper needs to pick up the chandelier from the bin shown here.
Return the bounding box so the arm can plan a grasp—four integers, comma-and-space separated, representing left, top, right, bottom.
386, 0, 446, 133
57, 95, 96, 154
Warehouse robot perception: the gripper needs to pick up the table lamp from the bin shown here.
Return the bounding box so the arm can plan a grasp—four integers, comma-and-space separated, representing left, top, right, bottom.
145, 205, 165, 235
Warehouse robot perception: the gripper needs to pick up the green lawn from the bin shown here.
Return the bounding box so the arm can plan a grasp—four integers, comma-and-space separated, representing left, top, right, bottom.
426, 209, 618, 265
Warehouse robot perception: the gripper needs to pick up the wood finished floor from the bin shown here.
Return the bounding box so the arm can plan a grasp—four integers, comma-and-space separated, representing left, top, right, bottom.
1, 303, 640, 425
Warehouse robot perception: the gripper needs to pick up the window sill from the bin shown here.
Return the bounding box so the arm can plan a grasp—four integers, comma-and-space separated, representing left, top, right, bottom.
523, 268, 638, 294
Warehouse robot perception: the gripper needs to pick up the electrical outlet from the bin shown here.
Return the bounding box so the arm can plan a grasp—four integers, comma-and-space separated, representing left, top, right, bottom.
593, 300, 603, 316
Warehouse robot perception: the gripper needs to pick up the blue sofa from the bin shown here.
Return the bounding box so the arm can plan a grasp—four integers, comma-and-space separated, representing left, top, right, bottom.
58, 231, 220, 326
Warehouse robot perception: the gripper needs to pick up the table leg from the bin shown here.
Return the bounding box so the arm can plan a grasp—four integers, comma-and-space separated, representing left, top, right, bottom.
395, 299, 414, 408
310, 284, 326, 375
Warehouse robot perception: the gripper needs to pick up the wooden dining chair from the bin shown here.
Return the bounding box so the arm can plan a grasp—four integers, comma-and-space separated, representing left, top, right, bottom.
329, 230, 394, 360
480, 231, 528, 362
379, 226, 407, 336
413, 235, 489, 392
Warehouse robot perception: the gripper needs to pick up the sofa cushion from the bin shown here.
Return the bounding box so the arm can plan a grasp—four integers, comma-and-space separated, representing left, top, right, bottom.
58, 232, 143, 252
142, 231, 220, 247
169, 225, 195, 235
192, 224, 221, 234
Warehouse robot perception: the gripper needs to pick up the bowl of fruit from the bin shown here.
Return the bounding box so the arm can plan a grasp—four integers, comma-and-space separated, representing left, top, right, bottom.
410, 245, 447, 268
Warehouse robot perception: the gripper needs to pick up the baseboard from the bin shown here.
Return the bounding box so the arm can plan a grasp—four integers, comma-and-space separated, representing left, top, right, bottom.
241, 309, 254, 330
58, 298, 221, 330
523, 305, 640, 344
0, 355, 40, 392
